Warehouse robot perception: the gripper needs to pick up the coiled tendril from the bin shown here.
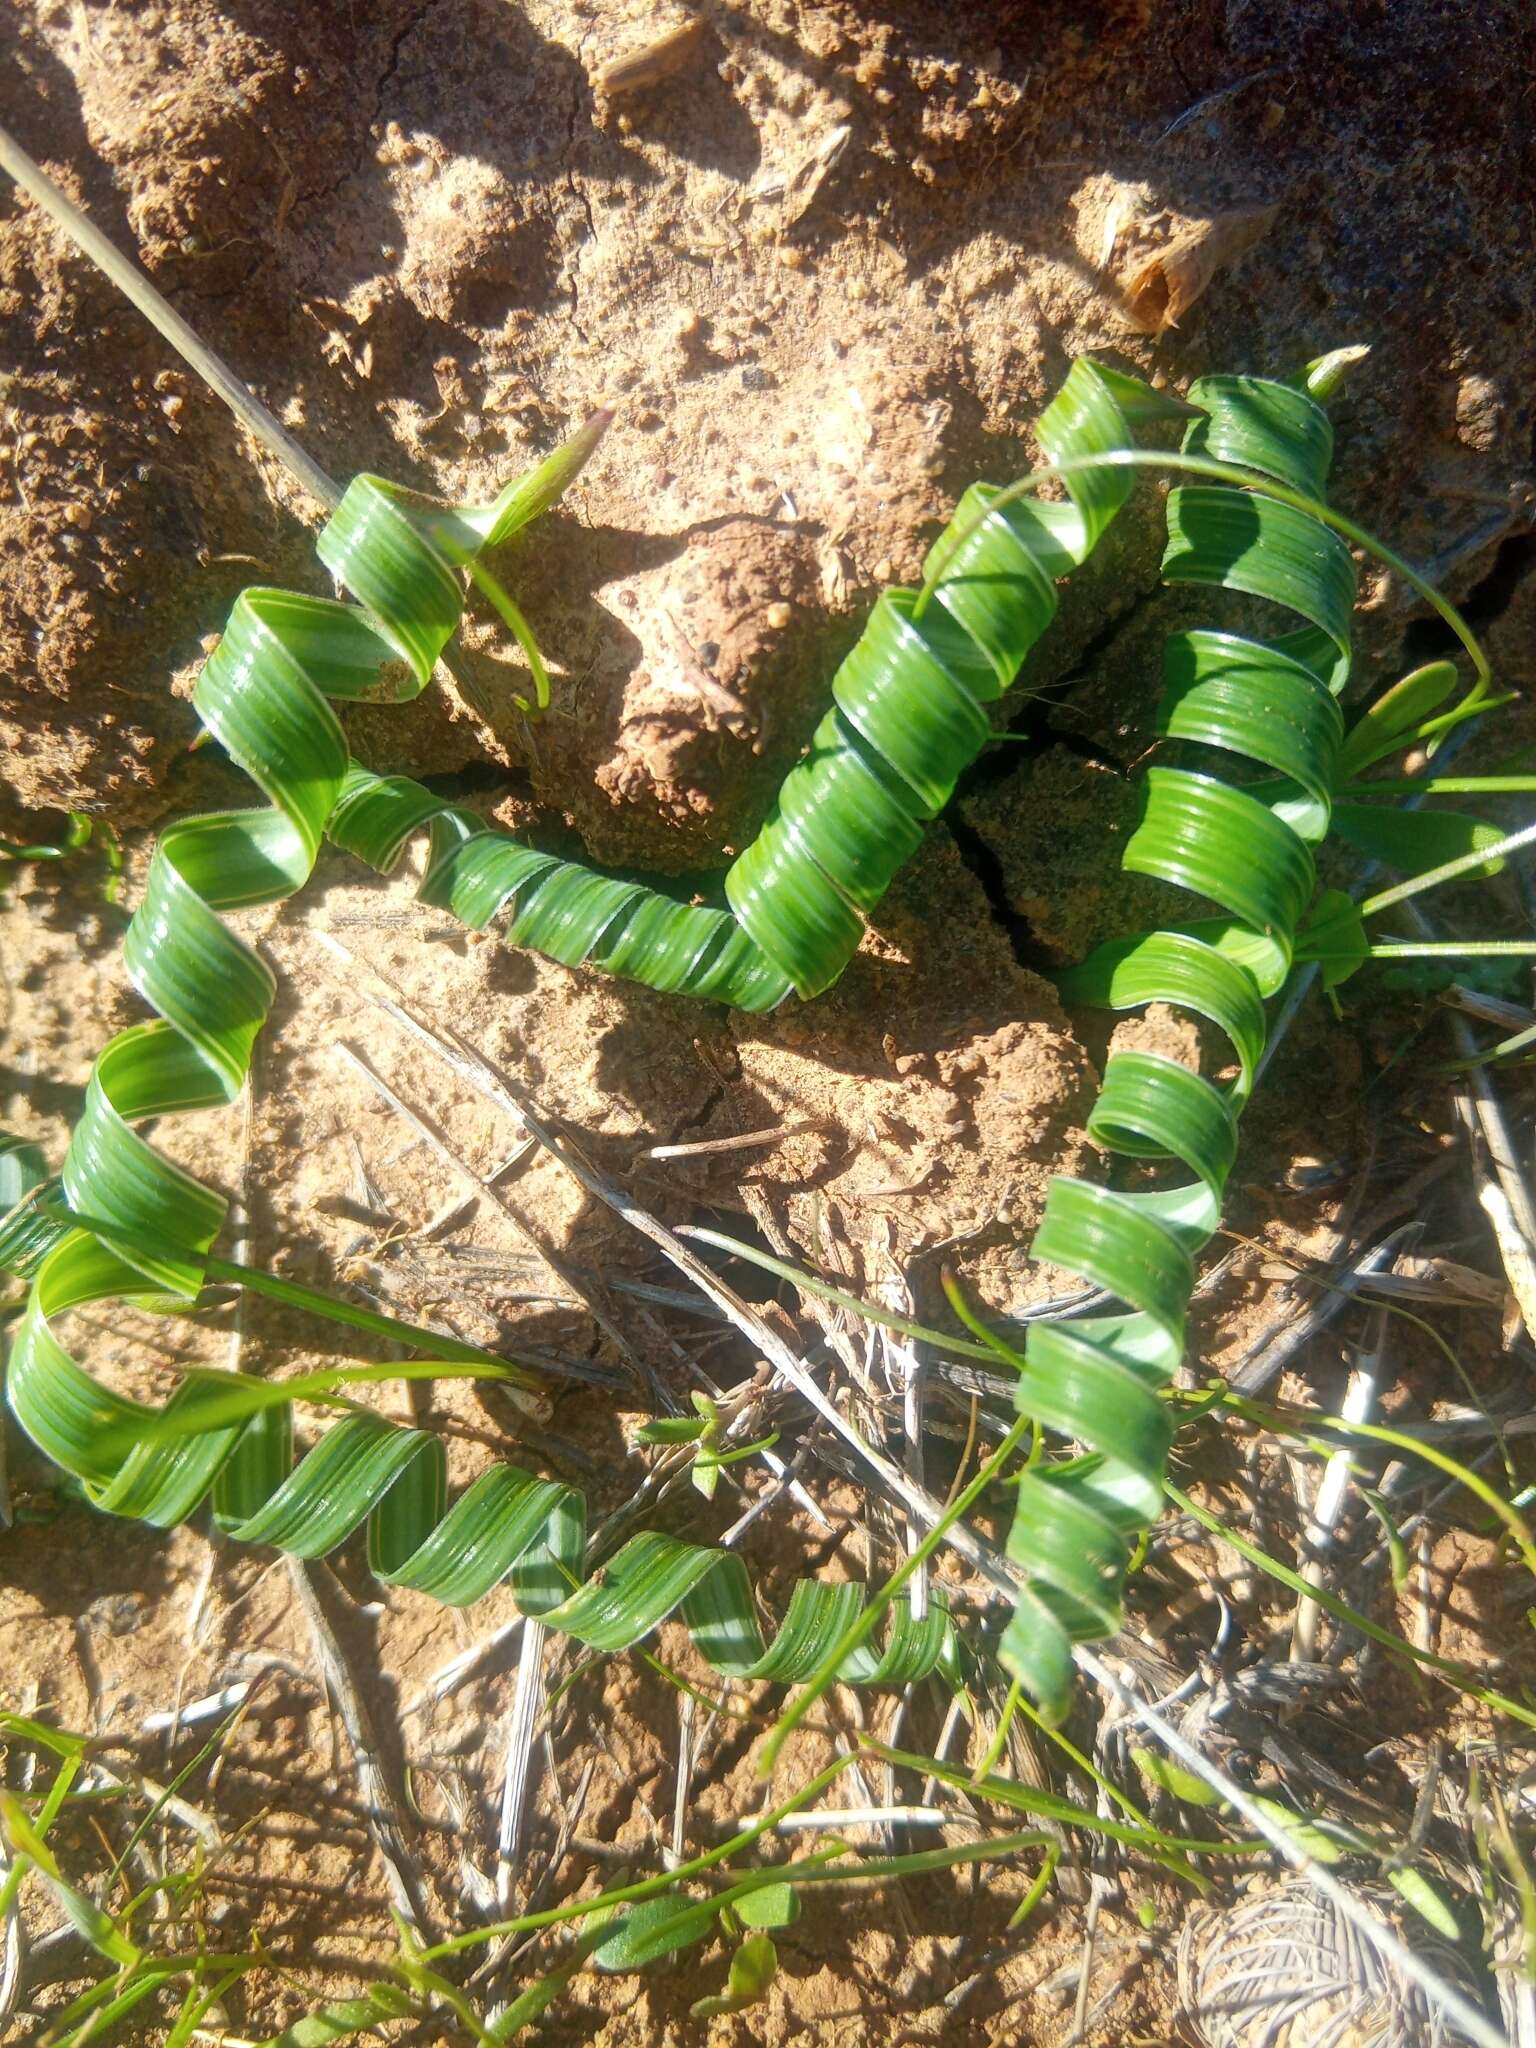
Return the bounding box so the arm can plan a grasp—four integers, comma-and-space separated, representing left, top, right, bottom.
1000, 372, 1354, 1715
1, 356, 1352, 1701
3, 369, 1179, 1682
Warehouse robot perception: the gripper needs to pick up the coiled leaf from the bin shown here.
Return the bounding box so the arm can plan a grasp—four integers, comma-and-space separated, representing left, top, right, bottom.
0, 356, 1379, 1713
1001, 372, 1353, 1717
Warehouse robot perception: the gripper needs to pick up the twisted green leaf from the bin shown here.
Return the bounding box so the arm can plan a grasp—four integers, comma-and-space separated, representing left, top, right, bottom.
1002, 372, 1354, 1717
321, 358, 1188, 1005
725, 360, 1190, 995
6, 347, 1488, 1723
0, 361, 1186, 1678
5, 1291, 955, 1677
2, 407, 1010, 1687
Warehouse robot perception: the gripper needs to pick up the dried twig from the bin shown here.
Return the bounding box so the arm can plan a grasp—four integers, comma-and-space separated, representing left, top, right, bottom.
140, 1683, 256, 1738
1292, 1306, 1385, 1662
0, 124, 336, 510
286, 1557, 430, 1936
1229, 1227, 1416, 1396
494, 1621, 546, 1916
1156, 67, 1281, 139
671, 1690, 697, 1866
642, 1119, 824, 1161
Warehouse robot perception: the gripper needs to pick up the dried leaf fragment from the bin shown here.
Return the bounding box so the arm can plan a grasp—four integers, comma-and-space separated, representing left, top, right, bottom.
1119, 203, 1279, 333
748, 124, 853, 228
594, 14, 710, 96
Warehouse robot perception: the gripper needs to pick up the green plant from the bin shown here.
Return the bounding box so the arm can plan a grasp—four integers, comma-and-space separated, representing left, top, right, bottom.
2, 125, 1527, 2048
4, 345, 1532, 1722
0, 355, 1177, 1669
206, 356, 1187, 1015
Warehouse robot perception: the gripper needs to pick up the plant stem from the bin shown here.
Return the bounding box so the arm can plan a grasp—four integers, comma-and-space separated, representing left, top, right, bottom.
1359, 817, 1536, 917
0, 124, 340, 515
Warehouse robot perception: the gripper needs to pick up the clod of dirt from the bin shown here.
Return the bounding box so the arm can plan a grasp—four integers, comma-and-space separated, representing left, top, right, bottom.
1118, 203, 1281, 334
0, 207, 310, 836
726, 830, 1102, 1315
510, 334, 1015, 870
534, 519, 832, 870
389, 151, 549, 331
591, 13, 713, 98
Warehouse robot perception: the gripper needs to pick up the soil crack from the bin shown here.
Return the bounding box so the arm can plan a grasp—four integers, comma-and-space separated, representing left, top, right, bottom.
300, 0, 449, 219
1400, 529, 1536, 665
671, 1082, 725, 1140
952, 567, 1167, 801
945, 813, 1051, 973
372, 0, 446, 141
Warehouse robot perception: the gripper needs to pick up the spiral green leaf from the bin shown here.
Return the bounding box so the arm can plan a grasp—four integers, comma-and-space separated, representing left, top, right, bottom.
3, 354, 1421, 1712
6, 367, 1193, 1684
1003, 373, 1354, 1716
312, 358, 1190, 1006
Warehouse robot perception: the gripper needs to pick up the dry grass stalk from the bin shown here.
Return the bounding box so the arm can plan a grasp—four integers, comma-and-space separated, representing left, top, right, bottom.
286, 1558, 430, 1937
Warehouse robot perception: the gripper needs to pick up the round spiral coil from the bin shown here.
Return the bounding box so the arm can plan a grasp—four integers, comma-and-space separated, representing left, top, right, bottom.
1000, 373, 1355, 1715
4, 369, 1187, 1673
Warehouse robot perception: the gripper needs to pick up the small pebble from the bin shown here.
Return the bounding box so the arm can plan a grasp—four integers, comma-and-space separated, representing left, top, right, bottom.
765, 601, 792, 629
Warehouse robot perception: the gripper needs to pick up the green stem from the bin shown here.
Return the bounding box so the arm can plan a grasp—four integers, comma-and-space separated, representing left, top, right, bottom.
419, 1755, 859, 1959
1359, 818, 1536, 917
466, 561, 551, 712
915, 448, 1489, 689
40, 1201, 537, 1381
1345, 776, 1536, 797
0, 125, 340, 513
759, 1416, 1032, 1775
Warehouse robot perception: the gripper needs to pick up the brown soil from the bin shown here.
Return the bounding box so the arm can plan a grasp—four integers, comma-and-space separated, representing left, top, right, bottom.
3, 0, 1536, 2042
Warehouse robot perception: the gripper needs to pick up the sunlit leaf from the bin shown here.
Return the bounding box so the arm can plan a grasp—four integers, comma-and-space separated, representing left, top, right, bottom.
690, 1934, 779, 2019
257, 1985, 415, 2048
1337, 660, 1459, 779
1330, 802, 1509, 880
1389, 1866, 1462, 1941
734, 1882, 800, 1929
594, 1895, 719, 1972
1130, 1747, 1221, 1808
